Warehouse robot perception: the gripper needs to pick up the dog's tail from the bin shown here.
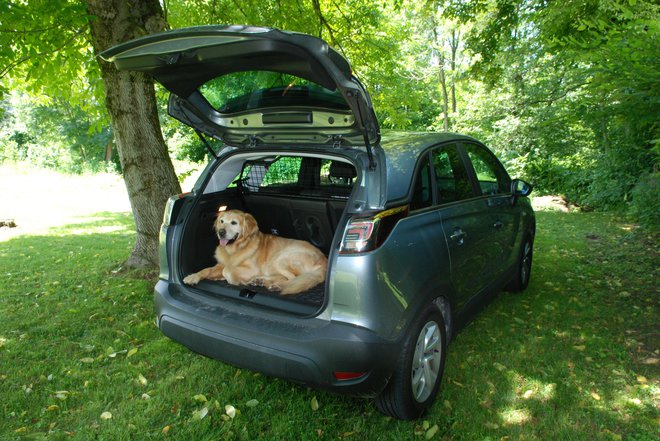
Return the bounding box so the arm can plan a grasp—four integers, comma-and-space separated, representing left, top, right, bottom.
280, 265, 326, 295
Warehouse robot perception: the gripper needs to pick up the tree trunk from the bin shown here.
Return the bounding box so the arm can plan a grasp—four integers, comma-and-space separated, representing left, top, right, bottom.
85, 0, 181, 268
433, 28, 450, 131
449, 29, 459, 114
439, 65, 450, 131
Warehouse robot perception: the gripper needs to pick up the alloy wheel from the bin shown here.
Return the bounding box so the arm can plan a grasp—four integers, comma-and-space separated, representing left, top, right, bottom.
411, 321, 442, 402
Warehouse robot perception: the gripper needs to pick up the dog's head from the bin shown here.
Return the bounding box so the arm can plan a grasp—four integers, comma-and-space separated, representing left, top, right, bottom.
213, 209, 259, 247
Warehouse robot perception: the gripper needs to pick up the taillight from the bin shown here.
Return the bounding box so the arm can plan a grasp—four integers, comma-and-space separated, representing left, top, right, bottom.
162, 193, 191, 226
339, 205, 408, 254
333, 371, 366, 381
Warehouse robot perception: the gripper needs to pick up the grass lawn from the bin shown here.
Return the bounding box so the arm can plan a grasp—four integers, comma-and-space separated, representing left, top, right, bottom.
0, 171, 657, 440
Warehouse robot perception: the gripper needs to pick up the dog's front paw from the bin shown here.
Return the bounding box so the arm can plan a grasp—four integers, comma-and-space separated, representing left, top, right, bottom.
249, 277, 264, 287
266, 282, 282, 292
183, 273, 201, 285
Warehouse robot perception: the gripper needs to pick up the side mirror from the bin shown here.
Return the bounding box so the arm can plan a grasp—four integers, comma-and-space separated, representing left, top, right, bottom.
510, 179, 533, 206
511, 179, 533, 197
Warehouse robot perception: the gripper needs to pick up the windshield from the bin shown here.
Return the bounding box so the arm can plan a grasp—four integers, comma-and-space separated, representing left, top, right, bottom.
200, 71, 350, 113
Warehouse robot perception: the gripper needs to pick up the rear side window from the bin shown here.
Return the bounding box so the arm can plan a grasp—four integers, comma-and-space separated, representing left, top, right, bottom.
411, 155, 432, 210
464, 144, 510, 195
432, 145, 473, 204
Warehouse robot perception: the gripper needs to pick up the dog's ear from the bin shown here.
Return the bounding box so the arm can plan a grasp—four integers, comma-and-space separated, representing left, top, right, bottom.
213, 214, 224, 232
242, 212, 259, 237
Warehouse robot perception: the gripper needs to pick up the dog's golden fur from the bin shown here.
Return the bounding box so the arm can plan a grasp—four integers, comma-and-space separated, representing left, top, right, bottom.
183, 209, 327, 295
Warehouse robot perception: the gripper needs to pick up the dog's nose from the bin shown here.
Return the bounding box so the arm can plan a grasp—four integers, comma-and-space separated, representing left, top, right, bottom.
218, 229, 226, 238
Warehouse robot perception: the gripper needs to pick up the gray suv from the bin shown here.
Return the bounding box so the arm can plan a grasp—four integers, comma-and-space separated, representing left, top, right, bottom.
101, 25, 535, 420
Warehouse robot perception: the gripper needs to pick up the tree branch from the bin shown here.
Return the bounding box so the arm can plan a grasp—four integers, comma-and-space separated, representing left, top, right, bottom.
0, 27, 86, 79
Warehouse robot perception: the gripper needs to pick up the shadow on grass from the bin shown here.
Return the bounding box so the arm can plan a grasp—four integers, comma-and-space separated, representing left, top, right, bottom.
0, 210, 656, 440
435, 211, 658, 440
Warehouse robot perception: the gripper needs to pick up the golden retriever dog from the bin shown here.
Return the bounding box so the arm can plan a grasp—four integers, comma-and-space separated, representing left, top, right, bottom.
183, 209, 327, 295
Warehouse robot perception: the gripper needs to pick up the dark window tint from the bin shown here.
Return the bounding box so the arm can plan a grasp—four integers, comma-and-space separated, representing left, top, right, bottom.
464, 144, 510, 195
432, 145, 473, 204
411, 155, 432, 210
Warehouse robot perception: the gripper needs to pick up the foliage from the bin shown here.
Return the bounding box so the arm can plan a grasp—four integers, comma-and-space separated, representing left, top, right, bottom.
0, 93, 116, 173
0, 0, 658, 225
0, 186, 658, 438
0, 0, 104, 121
445, 0, 659, 223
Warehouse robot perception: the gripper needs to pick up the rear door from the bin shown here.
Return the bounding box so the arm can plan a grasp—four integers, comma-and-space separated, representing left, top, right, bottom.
99, 25, 379, 148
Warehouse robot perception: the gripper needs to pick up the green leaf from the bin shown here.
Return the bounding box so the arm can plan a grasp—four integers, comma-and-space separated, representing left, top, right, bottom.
193, 394, 208, 403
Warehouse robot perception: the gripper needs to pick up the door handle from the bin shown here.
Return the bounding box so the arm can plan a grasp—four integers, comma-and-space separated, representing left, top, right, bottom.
450, 228, 466, 245
493, 220, 503, 229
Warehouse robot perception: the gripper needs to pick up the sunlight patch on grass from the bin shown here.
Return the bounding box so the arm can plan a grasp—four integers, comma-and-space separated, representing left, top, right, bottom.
500, 407, 531, 425
64, 224, 132, 236
0, 164, 131, 240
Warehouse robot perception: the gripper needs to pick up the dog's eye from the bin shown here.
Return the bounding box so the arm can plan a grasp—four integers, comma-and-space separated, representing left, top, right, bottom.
219, 219, 224, 223
230, 220, 237, 225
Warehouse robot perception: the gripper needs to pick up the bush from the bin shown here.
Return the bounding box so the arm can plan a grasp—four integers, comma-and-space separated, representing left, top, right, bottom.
629, 172, 659, 229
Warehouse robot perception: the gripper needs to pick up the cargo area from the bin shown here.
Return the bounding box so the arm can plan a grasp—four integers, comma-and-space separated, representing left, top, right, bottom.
176, 154, 357, 314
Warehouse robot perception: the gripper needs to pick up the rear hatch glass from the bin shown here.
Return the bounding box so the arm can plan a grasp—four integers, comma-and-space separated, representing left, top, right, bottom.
201, 71, 350, 113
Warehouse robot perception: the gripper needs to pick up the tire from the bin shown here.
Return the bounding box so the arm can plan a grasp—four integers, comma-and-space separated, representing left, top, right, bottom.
375, 303, 447, 420
506, 234, 534, 292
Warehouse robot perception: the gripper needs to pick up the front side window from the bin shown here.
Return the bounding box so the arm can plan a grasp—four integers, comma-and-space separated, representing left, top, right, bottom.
432, 145, 473, 204
464, 144, 510, 195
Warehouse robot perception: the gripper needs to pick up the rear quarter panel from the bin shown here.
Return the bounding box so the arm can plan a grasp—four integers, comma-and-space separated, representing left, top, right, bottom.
329, 209, 453, 340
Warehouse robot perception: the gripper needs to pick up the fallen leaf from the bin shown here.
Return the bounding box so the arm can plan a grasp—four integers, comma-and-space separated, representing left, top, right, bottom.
47, 404, 59, 412
523, 389, 534, 399
484, 422, 499, 430
100, 411, 112, 420
193, 394, 207, 403
637, 376, 648, 384
225, 404, 236, 419
54, 391, 69, 400
127, 348, 138, 358
80, 357, 94, 364
162, 425, 171, 434
573, 345, 586, 351
246, 399, 259, 408
591, 392, 601, 401
138, 374, 148, 386
192, 407, 208, 420
425, 424, 439, 439
141, 393, 151, 400
493, 362, 507, 371
311, 396, 319, 411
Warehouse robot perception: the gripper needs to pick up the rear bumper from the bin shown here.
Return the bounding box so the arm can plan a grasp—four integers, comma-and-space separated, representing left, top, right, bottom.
154, 280, 399, 397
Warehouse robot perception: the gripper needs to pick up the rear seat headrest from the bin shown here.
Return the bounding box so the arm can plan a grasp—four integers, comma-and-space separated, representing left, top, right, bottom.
329, 161, 357, 179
